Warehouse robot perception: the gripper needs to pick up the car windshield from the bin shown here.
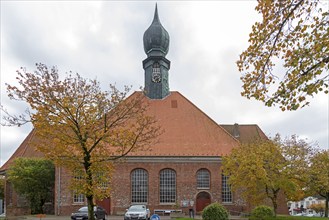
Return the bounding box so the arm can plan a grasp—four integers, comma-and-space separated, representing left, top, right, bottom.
78, 207, 88, 212
128, 206, 145, 212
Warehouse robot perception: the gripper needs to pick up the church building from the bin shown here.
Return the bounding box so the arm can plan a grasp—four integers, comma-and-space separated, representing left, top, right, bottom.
0, 5, 288, 217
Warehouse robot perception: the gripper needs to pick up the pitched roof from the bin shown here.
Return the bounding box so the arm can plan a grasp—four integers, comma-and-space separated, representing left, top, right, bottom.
128, 91, 239, 156
220, 123, 268, 143
0, 129, 44, 172
2, 92, 268, 171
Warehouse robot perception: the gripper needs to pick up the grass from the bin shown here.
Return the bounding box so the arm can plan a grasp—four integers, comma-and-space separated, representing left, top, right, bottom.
173, 216, 324, 220
266, 217, 323, 220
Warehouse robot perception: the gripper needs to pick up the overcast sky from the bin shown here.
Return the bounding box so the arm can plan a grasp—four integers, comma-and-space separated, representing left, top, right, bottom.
1, 1, 328, 166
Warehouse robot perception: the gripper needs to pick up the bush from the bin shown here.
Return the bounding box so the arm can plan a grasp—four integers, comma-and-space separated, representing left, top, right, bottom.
250, 205, 274, 220
202, 202, 229, 220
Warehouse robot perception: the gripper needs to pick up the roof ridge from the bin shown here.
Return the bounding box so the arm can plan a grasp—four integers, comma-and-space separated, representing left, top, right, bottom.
172, 91, 240, 145
0, 128, 36, 172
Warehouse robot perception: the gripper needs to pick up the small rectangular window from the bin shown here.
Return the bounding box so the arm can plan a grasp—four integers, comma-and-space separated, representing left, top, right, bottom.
73, 192, 85, 203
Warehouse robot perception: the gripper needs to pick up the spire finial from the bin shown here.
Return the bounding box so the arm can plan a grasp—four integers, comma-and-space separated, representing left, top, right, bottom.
153, 3, 160, 23
143, 3, 170, 56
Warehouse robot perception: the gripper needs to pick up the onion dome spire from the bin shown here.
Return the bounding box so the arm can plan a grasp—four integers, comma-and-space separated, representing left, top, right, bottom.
143, 3, 170, 57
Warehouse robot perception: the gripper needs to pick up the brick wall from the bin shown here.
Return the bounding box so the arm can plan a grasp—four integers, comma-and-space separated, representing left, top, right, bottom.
110, 157, 226, 215
7, 156, 287, 216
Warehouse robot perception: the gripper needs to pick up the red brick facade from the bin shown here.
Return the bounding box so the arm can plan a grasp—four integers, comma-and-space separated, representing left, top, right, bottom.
52, 157, 288, 216
54, 157, 228, 215
110, 157, 227, 215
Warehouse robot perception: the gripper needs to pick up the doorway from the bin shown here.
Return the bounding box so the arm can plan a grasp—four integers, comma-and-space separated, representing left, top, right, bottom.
96, 198, 111, 215
196, 192, 211, 213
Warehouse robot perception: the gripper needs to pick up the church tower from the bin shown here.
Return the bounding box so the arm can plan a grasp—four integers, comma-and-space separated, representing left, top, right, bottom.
143, 4, 170, 99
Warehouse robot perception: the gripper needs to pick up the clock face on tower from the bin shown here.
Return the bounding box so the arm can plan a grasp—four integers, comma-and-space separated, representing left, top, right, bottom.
152, 62, 161, 83
152, 72, 161, 83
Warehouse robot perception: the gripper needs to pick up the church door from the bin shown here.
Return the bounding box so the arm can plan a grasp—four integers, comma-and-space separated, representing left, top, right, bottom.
196, 192, 211, 213
96, 198, 111, 215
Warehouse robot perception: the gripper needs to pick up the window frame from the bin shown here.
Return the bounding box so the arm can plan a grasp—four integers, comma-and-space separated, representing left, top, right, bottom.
72, 169, 85, 204
131, 168, 148, 204
73, 192, 85, 204
152, 62, 160, 74
196, 168, 211, 189
159, 168, 176, 204
221, 173, 233, 203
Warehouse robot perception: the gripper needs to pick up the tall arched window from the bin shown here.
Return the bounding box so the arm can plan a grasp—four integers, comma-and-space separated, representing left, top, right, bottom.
159, 169, 176, 203
131, 169, 148, 203
197, 168, 210, 189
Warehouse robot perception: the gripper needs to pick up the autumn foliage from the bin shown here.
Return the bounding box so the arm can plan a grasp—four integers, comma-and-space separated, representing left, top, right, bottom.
237, 0, 328, 111
309, 203, 325, 216
307, 150, 329, 217
2, 63, 162, 219
222, 134, 315, 215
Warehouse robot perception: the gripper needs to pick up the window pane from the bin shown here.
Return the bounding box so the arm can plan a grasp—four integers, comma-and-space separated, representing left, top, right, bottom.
197, 169, 210, 189
73, 193, 84, 203
221, 174, 232, 203
160, 169, 176, 203
131, 169, 148, 203
152, 63, 160, 74
72, 169, 85, 203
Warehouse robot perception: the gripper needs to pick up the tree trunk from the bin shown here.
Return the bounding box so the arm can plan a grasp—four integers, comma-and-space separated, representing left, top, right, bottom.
87, 195, 95, 220
29, 196, 44, 214
325, 193, 329, 218
84, 152, 95, 220
271, 192, 278, 217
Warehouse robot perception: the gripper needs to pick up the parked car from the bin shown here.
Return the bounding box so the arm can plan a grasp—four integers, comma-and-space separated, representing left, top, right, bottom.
71, 206, 107, 220
124, 205, 150, 220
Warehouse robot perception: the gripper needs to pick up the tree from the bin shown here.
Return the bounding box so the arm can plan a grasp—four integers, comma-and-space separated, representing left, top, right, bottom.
0, 176, 4, 200
237, 0, 329, 111
222, 134, 313, 215
279, 134, 317, 194
1, 63, 162, 219
309, 203, 325, 217
308, 150, 329, 217
7, 158, 55, 214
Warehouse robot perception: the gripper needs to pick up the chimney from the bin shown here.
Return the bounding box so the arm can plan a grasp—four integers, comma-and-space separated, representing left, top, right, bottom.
233, 123, 240, 138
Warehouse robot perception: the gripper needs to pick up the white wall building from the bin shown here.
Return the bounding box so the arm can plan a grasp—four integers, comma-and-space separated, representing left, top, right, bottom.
288, 196, 326, 216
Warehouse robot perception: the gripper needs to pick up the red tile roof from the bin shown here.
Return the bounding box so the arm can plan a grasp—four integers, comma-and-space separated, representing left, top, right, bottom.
220, 124, 268, 143
1, 92, 268, 171
0, 129, 44, 172
127, 91, 239, 157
